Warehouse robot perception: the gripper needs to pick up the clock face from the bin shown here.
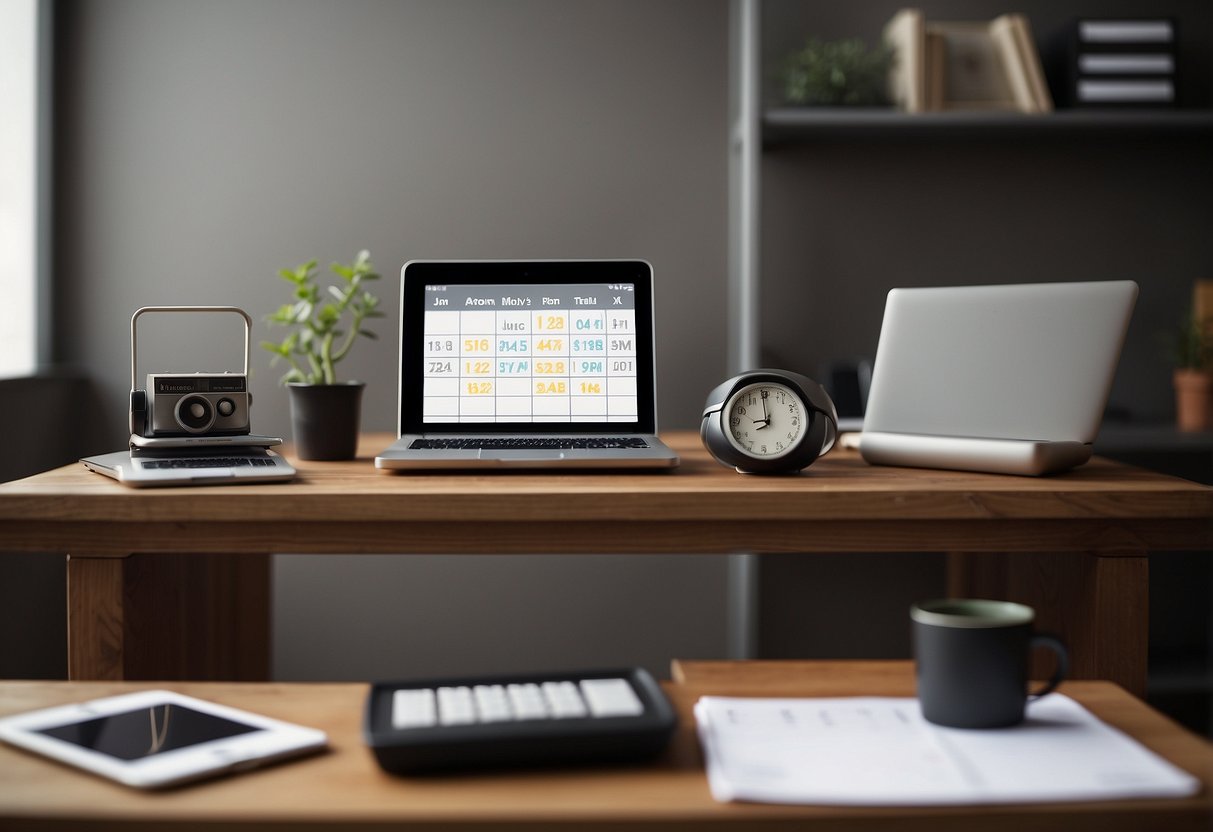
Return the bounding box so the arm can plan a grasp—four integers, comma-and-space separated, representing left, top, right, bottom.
723, 381, 806, 459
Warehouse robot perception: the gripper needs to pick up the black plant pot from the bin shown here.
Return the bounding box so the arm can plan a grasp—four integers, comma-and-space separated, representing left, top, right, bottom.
287, 382, 365, 461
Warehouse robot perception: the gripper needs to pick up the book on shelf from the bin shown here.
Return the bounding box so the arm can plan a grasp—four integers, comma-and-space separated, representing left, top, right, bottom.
987, 14, 1053, 113
1195, 281, 1213, 341
884, 9, 1051, 114
1077, 79, 1174, 105
1078, 19, 1174, 46
924, 31, 945, 111
883, 8, 925, 113
1070, 18, 1177, 107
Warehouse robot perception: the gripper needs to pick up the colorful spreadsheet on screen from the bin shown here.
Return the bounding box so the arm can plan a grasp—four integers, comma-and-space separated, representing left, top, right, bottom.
423, 283, 638, 423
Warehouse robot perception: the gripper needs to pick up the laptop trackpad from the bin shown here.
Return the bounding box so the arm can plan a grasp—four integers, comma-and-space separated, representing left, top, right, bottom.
489, 450, 566, 461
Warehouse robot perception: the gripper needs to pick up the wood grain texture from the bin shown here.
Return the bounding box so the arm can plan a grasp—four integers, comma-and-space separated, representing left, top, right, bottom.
6, 518, 1209, 557
0, 666, 1209, 832
120, 554, 271, 681
12, 432, 1211, 684
66, 558, 124, 680
66, 554, 270, 681
2, 433, 1209, 556
1, 432, 1209, 525
948, 552, 1150, 696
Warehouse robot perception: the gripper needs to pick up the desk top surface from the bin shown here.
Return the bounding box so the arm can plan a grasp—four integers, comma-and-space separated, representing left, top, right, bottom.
0, 661, 1208, 832
1, 431, 1209, 522
1, 432, 1209, 556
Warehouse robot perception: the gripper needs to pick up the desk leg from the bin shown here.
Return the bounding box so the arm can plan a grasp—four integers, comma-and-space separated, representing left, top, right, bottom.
67, 553, 271, 681
947, 552, 1148, 697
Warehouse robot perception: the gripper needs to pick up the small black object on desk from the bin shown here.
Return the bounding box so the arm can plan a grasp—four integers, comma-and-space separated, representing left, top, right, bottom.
364, 667, 677, 774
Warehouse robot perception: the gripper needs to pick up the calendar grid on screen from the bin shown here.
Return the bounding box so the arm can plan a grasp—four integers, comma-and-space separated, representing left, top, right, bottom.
422, 284, 638, 424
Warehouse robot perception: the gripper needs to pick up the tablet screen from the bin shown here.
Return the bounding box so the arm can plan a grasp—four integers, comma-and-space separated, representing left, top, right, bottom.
38, 704, 260, 761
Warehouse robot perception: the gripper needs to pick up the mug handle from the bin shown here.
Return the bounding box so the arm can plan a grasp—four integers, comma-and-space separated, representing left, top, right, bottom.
1028, 634, 1069, 698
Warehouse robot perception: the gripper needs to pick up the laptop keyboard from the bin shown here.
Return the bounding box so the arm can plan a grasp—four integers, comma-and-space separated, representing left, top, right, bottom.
409, 437, 649, 450
139, 456, 280, 469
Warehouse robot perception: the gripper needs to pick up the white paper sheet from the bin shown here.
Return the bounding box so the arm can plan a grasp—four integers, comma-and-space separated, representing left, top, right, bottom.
694, 694, 1200, 805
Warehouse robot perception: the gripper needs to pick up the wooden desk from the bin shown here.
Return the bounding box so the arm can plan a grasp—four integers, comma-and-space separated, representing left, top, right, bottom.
0, 432, 1209, 690
0, 662, 1208, 831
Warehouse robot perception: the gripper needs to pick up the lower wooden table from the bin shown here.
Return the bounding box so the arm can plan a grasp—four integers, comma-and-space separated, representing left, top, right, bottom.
0, 661, 1208, 831
0, 432, 1210, 694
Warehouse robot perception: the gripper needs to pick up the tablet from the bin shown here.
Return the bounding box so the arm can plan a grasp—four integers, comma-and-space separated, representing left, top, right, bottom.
0, 689, 328, 789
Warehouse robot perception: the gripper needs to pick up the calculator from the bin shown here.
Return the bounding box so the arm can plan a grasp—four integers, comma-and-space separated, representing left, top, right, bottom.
363, 667, 678, 774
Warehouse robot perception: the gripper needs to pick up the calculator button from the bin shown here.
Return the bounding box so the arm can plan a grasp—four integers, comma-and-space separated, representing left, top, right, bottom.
543, 681, 588, 718
473, 685, 513, 722
437, 686, 476, 725
579, 678, 644, 718
392, 689, 437, 729
507, 683, 549, 721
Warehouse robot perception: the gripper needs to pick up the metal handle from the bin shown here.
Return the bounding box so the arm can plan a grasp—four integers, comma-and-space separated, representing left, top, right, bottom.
130, 306, 253, 389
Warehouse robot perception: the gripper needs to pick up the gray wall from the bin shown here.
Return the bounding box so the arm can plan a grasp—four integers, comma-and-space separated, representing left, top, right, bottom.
48, 0, 733, 680
55, 0, 730, 441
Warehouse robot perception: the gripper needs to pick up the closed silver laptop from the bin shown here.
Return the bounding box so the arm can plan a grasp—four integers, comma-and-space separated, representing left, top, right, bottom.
375, 260, 679, 470
859, 281, 1138, 476
81, 447, 296, 487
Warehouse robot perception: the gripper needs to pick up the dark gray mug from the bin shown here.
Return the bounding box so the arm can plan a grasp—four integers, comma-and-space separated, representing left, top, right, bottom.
911, 598, 1068, 729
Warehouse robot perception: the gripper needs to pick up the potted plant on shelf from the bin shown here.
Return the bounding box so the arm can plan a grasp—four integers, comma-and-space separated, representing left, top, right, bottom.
262, 250, 383, 460
781, 37, 892, 107
1172, 310, 1213, 432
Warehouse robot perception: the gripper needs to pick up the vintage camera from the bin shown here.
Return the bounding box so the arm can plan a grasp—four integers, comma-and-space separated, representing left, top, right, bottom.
129, 307, 255, 439
134, 372, 251, 436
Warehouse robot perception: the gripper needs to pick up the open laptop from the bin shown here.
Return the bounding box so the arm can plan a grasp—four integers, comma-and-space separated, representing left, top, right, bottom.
375, 260, 679, 470
859, 281, 1138, 476
81, 445, 296, 487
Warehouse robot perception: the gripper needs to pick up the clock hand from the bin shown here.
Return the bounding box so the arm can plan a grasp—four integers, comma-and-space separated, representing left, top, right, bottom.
754, 391, 771, 428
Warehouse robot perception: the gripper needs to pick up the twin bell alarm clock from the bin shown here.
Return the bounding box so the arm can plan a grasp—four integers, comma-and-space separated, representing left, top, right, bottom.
700, 369, 838, 474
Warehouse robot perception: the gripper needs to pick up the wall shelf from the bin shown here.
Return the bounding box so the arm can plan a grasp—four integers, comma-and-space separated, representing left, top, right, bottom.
727, 0, 1213, 371
762, 108, 1213, 143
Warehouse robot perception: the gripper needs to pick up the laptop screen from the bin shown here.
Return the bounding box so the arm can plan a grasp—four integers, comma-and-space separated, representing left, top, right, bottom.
399, 261, 656, 434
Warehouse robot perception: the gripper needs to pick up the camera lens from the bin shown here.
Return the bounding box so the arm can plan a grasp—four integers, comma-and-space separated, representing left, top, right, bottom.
175, 394, 216, 433
217, 398, 235, 417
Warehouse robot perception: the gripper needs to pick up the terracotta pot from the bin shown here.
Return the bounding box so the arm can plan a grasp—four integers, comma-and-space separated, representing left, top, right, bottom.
1173, 369, 1213, 432
287, 382, 365, 460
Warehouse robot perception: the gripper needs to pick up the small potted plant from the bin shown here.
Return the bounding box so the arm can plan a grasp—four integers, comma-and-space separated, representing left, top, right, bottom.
1172, 310, 1213, 432
262, 250, 384, 459
782, 37, 893, 106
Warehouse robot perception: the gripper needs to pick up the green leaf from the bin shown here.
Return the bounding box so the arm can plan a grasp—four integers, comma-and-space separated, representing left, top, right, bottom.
266, 251, 380, 384
358, 330, 378, 340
